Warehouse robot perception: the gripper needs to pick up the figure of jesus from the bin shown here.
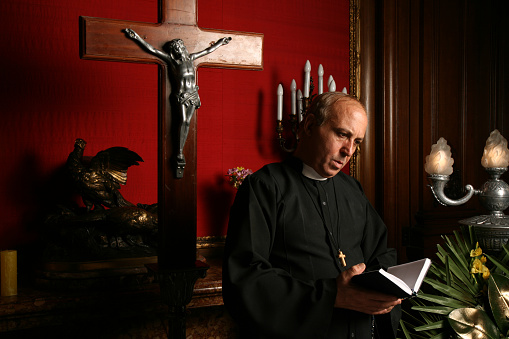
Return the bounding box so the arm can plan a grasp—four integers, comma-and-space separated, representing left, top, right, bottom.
125, 28, 231, 176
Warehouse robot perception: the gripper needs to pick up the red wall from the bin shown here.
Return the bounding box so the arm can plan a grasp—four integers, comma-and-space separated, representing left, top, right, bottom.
0, 0, 349, 249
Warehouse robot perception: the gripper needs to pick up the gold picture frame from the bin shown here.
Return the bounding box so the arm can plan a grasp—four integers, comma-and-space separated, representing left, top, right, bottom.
349, 0, 361, 181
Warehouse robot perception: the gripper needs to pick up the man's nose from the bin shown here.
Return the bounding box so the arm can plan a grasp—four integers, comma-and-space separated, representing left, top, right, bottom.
341, 140, 357, 156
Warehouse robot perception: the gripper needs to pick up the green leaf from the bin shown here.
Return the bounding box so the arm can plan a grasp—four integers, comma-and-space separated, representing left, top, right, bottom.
448, 308, 501, 339
436, 244, 474, 288
502, 243, 509, 259
486, 253, 509, 276
404, 302, 439, 325
429, 263, 445, 281
467, 226, 477, 250
454, 230, 470, 255
444, 235, 470, 269
424, 278, 476, 305
417, 292, 470, 309
488, 273, 509, 335
411, 305, 454, 315
398, 320, 413, 339
434, 274, 477, 298
492, 244, 509, 274
414, 319, 447, 331
445, 254, 451, 286
399, 320, 431, 339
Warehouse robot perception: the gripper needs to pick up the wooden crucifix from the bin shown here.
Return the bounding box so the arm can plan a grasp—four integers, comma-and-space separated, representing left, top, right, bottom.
80, 0, 264, 269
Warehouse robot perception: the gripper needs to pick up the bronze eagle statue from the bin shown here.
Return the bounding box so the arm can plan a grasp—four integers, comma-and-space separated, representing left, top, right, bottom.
66, 138, 143, 212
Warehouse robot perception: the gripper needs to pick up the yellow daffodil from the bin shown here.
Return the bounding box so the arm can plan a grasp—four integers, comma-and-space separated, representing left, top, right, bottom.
481, 265, 490, 280
470, 242, 482, 257
470, 256, 490, 280
471, 258, 483, 274
481, 255, 487, 264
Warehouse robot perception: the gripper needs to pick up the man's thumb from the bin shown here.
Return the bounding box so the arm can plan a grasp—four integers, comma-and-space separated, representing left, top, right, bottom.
348, 263, 366, 277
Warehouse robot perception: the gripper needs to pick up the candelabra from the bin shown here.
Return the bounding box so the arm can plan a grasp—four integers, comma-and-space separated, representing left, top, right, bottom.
277, 80, 314, 152
276, 60, 345, 152
425, 130, 509, 252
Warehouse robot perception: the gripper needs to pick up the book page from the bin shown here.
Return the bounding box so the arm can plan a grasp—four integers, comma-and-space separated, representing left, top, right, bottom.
387, 258, 431, 292
378, 269, 413, 295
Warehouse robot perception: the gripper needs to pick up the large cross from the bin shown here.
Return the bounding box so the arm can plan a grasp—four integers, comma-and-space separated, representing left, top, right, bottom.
80, 0, 263, 268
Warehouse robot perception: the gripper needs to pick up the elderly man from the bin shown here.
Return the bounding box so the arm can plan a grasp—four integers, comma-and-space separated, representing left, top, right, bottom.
223, 92, 401, 338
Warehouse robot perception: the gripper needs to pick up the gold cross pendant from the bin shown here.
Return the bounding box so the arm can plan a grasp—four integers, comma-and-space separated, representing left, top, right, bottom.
338, 250, 347, 267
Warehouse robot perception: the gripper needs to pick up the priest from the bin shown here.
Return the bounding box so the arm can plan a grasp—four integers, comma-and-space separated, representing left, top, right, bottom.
223, 92, 401, 338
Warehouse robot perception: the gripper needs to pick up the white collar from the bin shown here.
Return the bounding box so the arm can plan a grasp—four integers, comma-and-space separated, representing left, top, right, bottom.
302, 163, 328, 181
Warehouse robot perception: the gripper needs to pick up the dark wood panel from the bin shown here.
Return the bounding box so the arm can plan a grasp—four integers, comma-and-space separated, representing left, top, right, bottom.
359, 0, 509, 262
358, 0, 377, 205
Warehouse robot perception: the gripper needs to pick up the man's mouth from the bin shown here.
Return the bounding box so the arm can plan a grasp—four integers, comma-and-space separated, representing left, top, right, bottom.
332, 159, 344, 168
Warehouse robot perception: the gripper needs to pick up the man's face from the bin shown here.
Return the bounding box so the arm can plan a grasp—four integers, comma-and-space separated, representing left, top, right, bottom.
305, 99, 368, 178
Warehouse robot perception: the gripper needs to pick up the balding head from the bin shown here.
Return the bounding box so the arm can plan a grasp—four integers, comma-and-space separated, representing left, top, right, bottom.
306, 92, 367, 126
294, 92, 368, 178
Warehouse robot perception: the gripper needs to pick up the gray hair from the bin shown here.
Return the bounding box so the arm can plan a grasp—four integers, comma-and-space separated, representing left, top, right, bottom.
307, 92, 365, 126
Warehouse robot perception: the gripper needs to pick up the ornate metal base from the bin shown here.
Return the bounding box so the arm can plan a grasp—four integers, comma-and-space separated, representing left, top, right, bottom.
459, 215, 509, 227
146, 261, 209, 339
460, 215, 509, 253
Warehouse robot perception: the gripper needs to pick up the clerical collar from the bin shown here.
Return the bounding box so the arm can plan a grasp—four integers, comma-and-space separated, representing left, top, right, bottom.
302, 163, 328, 181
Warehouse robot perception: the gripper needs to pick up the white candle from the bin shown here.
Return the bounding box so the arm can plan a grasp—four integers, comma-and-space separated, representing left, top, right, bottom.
277, 84, 283, 121
291, 79, 297, 116
329, 79, 336, 92
481, 129, 509, 168
424, 137, 454, 175
328, 75, 334, 90
304, 60, 311, 98
318, 64, 324, 95
297, 90, 303, 123
342, 87, 348, 94
1, 250, 17, 297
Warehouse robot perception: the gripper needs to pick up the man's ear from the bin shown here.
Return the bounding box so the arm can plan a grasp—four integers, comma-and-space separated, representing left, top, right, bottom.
301, 113, 316, 136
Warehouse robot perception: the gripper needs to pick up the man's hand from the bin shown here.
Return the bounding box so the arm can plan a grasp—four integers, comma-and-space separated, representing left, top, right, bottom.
334, 263, 401, 315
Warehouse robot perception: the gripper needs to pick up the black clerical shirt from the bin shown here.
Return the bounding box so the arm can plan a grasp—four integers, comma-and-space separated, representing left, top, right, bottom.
223, 157, 399, 338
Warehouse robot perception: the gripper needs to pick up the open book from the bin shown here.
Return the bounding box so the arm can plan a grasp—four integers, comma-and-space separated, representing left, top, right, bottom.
351, 258, 432, 298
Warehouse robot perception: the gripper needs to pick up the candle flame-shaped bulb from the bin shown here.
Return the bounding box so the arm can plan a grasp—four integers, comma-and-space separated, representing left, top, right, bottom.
277, 84, 284, 121
305, 60, 311, 72
304, 60, 311, 98
328, 79, 336, 92
318, 64, 324, 75
328, 75, 334, 88
291, 79, 297, 91
342, 87, 348, 94
291, 79, 297, 116
318, 64, 324, 95
481, 129, 509, 168
424, 137, 454, 175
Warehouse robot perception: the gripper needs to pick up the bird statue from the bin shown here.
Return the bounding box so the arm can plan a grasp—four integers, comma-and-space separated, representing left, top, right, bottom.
66, 138, 143, 212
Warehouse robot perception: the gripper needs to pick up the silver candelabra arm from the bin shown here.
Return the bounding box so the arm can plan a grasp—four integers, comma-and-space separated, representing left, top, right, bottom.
427, 174, 478, 206
424, 131, 509, 253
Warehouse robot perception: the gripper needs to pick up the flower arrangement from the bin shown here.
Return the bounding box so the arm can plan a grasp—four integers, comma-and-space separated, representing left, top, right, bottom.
226, 167, 253, 189
400, 226, 509, 339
